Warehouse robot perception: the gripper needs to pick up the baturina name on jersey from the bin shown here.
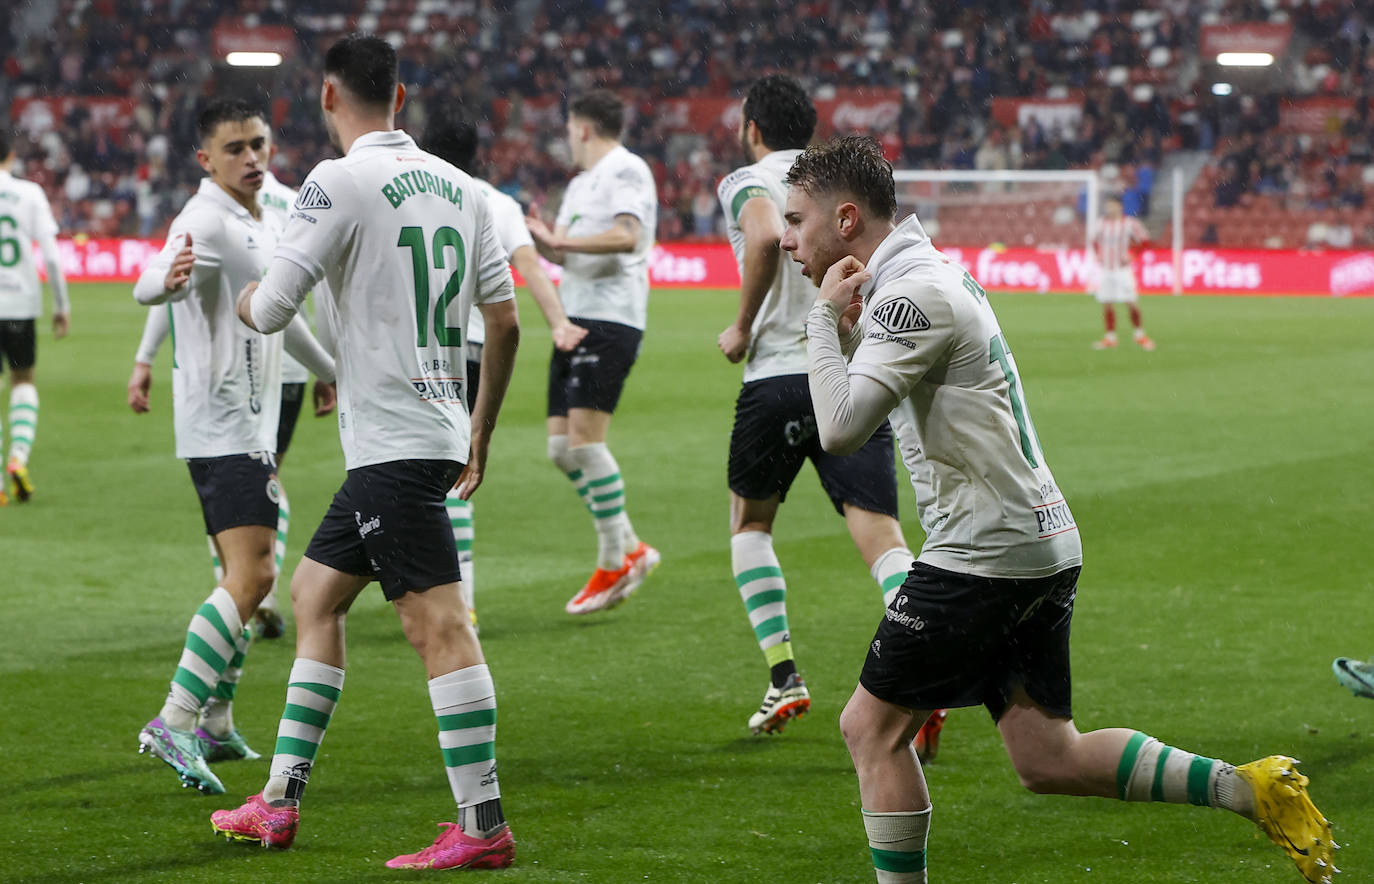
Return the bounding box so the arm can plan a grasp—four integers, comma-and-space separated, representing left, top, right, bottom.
381, 171, 464, 210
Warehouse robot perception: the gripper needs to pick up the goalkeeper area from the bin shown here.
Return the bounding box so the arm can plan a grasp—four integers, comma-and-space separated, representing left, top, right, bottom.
2, 285, 1371, 883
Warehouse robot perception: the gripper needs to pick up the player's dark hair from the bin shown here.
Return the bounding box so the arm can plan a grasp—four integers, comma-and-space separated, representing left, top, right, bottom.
422, 111, 479, 174
742, 75, 816, 151
196, 99, 267, 144
323, 34, 399, 109
568, 90, 624, 139
1103, 192, 1124, 206
785, 135, 897, 219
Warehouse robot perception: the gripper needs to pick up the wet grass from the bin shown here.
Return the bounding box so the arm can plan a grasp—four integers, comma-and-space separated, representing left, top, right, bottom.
2, 285, 1371, 883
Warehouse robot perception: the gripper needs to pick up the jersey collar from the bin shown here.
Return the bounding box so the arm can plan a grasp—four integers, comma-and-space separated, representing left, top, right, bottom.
347, 128, 418, 154
196, 177, 259, 220
859, 213, 933, 301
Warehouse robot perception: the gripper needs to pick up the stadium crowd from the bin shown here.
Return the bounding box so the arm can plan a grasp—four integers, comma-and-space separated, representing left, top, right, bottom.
2, 0, 1373, 245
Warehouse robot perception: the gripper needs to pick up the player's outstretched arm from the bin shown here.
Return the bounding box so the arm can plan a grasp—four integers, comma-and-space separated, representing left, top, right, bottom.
455, 298, 520, 501
526, 212, 567, 265
509, 245, 585, 351
719, 197, 783, 363
239, 256, 316, 333
554, 214, 641, 256
133, 232, 197, 305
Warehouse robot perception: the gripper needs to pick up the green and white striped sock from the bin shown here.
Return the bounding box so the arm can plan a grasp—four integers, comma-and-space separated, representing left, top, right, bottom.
1115, 731, 1254, 816
870, 547, 914, 607
263, 658, 344, 804
206, 536, 224, 585
548, 434, 593, 511
7, 383, 38, 465
732, 531, 794, 680
571, 442, 633, 570
864, 808, 931, 883
160, 587, 242, 730
431, 664, 503, 836
261, 486, 290, 614
201, 626, 252, 735
446, 492, 476, 610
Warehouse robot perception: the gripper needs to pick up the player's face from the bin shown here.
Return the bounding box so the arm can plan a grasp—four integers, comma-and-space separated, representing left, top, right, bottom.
199, 117, 271, 200
1104, 200, 1123, 219
780, 186, 845, 287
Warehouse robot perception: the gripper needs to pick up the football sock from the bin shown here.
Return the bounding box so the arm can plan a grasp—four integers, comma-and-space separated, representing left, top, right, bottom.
160, 587, 242, 731
871, 546, 914, 607
201, 626, 252, 736
1129, 305, 1143, 329
7, 383, 38, 465
863, 807, 931, 883
732, 531, 795, 687
547, 434, 593, 511
430, 664, 504, 837
446, 491, 476, 611
261, 485, 290, 614
570, 442, 633, 570
1103, 307, 1117, 333
1115, 732, 1256, 818
206, 536, 224, 584
263, 658, 344, 806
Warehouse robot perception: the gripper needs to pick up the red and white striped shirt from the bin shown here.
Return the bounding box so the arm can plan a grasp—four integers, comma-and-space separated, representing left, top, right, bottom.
1093, 215, 1148, 270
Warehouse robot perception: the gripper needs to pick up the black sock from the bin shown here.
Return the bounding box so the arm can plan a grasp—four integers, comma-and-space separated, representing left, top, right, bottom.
769, 659, 798, 689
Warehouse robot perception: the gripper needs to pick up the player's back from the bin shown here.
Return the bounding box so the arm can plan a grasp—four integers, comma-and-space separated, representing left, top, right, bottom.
0, 169, 58, 319
718, 149, 810, 381
851, 215, 1081, 579
279, 130, 511, 470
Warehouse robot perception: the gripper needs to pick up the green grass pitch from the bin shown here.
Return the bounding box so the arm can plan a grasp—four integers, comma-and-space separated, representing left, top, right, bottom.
2, 284, 1371, 883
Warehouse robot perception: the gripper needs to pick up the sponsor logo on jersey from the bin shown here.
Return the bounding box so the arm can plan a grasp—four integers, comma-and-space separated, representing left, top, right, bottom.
266, 477, 281, 504
1033, 498, 1077, 538
355, 511, 382, 537
871, 297, 930, 334
260, 192, 289, 212
295, 182, 332, 210
884, 606, 927, 631
870, 639, 881, 657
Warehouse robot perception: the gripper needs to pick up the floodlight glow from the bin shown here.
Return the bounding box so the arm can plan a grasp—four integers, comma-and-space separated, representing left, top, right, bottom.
226, 51, 283, 67
1212, 82, 1234, 96
1216, 52, 1273, 67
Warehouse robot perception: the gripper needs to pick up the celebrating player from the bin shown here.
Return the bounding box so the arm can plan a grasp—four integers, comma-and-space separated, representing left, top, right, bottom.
715, 76, 920, 739
0, 128, 70, 504
128, 166, 335, 640
421, 110, 587, 628
525, 89, 660, 615
790, 136, 1333, 883
132, 99, 336, 795
211, 35, 520, 870
1090, 193, 1155, 351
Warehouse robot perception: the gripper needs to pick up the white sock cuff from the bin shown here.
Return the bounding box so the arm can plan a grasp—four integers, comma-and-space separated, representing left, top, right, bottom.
731, 530, 774, 556
863, 807, 932, 848
429, 663, 495, 709
289, 657, 345, 688
10, 383, 37, 407
208, 586, 243, 636
570, 440, 614, 467
547, 434, 576, 471
869, 547, 914, 583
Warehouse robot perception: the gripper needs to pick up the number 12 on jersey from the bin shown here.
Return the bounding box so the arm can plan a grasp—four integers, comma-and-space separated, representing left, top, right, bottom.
398, 225, 466, 347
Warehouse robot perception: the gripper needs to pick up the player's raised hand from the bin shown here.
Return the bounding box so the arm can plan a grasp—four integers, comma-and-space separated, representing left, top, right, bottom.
312, 379, 337, 416
551, 320, 588, 352
127, 361, 152, 414
164, 233, 195, 292
819, 255, 870, 335
718, 322, 750, 363
525, 212, 555, 244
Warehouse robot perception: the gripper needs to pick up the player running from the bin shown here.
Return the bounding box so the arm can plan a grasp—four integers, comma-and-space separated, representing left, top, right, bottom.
715, 76, 921, 739
1090, 193, 1155, 351
128, 167, 335, 640
212, 35, 520, 870
0, 128, 70, 504
790, 136, 1334, 883
132, 99, 336, 794
525, 89, 660, 615
421, 110, 587, 629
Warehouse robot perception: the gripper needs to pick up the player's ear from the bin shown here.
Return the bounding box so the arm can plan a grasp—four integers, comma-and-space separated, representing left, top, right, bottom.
195, 147, 212, 175
836, 201, 862, 240
393, 83, 406, 115
321, 78, 337, 113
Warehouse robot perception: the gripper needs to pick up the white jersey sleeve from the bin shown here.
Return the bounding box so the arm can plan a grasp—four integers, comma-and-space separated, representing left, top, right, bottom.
274, 162, 357, 283
847, 280, 956, 400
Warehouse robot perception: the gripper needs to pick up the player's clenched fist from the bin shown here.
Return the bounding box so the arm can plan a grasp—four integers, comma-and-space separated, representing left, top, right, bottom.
163, 232, 196, 293
818, 255, 871, 336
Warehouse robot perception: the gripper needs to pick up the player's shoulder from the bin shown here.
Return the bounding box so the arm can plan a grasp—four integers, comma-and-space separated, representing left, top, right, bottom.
717, 163, 766, 198
609, 148, 655, 188
170, 190, 230, 238
474, 177, 522, 216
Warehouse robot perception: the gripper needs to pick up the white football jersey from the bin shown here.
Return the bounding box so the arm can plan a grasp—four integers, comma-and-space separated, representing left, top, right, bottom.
1093, 215, 1147, 271
554, 145, 656, 330
137, 178, 284, 459
718, 149, 811, 382
272, 129, 514, 470
848, 215, 1082, 579
261, 172, 311, 383
0, 168, 64, 319
466, 176, 533, 347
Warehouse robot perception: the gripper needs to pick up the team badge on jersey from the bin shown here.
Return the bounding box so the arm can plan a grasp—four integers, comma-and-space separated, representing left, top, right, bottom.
872, 297, 931, 334
295, 182, 332, 210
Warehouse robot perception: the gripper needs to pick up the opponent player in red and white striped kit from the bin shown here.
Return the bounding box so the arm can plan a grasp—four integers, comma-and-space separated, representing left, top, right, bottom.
1090, 194, 1155, 351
